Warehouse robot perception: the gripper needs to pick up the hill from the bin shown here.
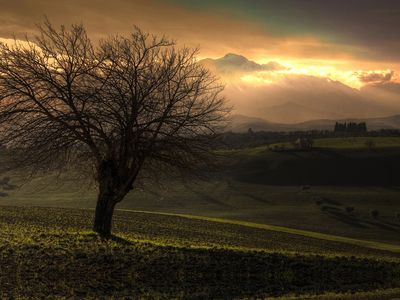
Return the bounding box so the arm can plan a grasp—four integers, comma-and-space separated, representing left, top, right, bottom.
1, 137, 400, 248
261, 102, 340, 124
229, 137, 400, 186
228, 114, 400, 132
1, 206, 400, 298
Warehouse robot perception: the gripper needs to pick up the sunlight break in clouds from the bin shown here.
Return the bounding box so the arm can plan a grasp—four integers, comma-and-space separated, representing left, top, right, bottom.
239, 63, 397, 90
1, 0, 400, 123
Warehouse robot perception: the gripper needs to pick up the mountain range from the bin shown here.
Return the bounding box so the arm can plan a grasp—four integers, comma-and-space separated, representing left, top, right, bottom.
228, 114, 400, 133
200, 54, 400, 124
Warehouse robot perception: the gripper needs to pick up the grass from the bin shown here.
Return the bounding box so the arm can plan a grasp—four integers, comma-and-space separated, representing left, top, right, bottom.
1, 205, 400, 298
274, 288, 400, 300
270, 137, 400, 150
0, 136, 400, 297
1, 137, 400, 247
123, 210, 400, 254
315, 137, 400, 149
3, 179, 400, 246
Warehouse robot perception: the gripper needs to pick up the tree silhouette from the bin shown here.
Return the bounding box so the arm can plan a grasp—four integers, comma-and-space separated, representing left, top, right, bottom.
0, 20, 228, 235
334, 122, 367, 133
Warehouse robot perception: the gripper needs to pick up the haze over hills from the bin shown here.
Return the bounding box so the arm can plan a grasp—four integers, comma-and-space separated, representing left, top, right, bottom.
228, 114, 400, 132
200, 54, 400, 123
260, 101, 342, 124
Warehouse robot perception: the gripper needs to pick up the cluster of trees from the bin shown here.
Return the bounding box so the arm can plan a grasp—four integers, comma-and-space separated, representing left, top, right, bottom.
334, 122, 367, 133
293, 138, 314, 150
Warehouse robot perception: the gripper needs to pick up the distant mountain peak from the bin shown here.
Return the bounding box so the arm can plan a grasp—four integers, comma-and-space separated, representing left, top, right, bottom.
222, 53, 249, 63
200, 53, 284, 74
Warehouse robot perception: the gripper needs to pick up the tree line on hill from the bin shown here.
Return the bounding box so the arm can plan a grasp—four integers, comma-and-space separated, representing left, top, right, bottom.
334, 122, 367, 133
220, 129, 400, 149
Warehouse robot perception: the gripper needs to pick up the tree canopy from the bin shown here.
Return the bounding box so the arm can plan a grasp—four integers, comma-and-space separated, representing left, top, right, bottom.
0, 20, 228, 235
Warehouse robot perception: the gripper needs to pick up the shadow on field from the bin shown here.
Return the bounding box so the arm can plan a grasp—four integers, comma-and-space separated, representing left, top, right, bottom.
383, 221, 400, 228
386, 186, 400, 192
322, 207, 368, 229
364, 221, 400, 233
185, 184, 235, 208
312, 149, 343, 158
229, 184, 272, 204
320, 197, 342, 206
231, 149, 400, 185
109, 235, 135, 245
321, 206, 400, 233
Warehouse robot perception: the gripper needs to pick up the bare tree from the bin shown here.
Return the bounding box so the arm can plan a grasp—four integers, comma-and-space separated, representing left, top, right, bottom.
0, 20, 228, 235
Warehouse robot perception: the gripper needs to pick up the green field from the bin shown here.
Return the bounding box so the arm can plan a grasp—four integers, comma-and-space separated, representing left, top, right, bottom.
1, 137, 400, 245
1, 136, 400, 298
1, 206, 400, 299
271, 137, 400, 150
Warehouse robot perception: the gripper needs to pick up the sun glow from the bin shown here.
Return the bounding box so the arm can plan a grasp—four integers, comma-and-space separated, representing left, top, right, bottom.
239, 57, 397, 89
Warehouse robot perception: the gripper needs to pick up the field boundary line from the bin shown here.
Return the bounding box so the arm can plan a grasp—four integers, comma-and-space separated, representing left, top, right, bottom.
116, 209, 400, 253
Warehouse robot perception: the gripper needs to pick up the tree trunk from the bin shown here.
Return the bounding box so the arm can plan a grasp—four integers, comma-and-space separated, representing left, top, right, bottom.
93, 191, 116, 236
93, 160, 133, 236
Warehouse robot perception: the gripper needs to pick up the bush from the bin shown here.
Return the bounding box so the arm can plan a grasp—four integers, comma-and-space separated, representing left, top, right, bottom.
370, 209, 379, 219
315, 200, 323, 206
345, 207, 355, 214
321, 205, 329, 212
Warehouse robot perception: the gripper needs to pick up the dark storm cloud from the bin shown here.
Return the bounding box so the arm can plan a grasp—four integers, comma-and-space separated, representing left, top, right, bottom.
0, 0, 284, 59
169, 0, 400, 61
0, 0, 163, 38
1, 0, 400, 62
356, 70, 395, 84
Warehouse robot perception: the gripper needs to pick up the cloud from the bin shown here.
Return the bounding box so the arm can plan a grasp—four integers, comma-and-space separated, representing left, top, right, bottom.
1, 0, 398, 65
200, 54, 400, 123
224, 75, 391, 123
360, 81, 400, 109
224, 75, 400, 123
170, 0, 400, 62
356, 70, 394, 84
1, 1, 399, 123
0, 0, 285, 59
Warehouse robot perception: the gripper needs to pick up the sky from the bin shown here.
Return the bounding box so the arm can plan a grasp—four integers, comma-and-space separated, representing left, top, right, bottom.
0, 0, 399, 122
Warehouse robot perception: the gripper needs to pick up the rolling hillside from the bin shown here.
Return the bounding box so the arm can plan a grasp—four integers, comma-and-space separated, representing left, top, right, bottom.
0, 206, 400, 298
228, 114, 400, 132
1, 137, 400, 298
1, 137, 400, 247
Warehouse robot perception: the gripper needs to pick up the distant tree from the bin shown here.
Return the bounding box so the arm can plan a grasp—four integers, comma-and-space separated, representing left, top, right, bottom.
0, 20, 228, 235
365, 139, 376, 150
370, 209, 379, 219
315, 200, 323, 206
294, 137, 313, 150
359, 122, 367, 132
